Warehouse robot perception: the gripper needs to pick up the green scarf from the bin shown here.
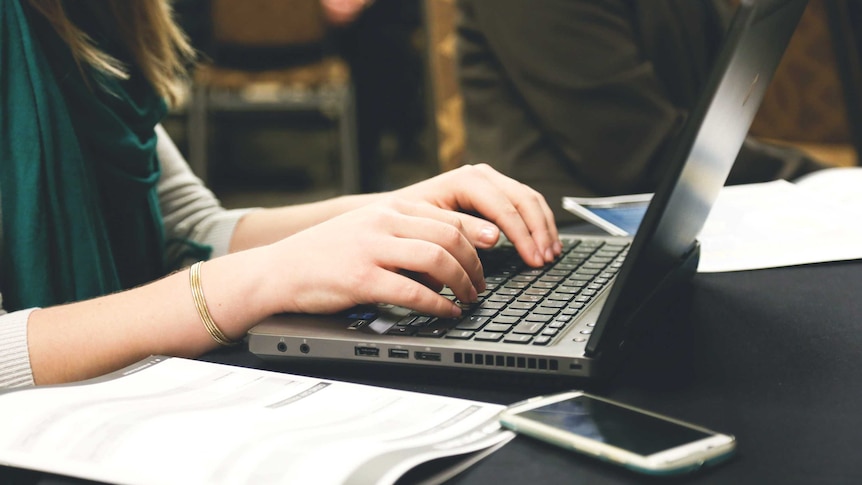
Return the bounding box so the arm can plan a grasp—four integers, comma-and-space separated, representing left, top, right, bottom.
0, 0, 167, 311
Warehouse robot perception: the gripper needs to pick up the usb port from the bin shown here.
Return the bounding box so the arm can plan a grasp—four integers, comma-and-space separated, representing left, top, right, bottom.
414, 351, 441, 361
354, 346, 379, 357
388, 348, 409, 359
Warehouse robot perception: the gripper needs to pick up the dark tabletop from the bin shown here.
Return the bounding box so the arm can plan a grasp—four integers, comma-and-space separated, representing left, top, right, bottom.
205, 259, 862, 484
7, 259, 862, 484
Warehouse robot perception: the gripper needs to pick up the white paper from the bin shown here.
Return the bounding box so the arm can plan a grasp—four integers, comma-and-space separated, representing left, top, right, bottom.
563, 167, 862, 273
793, 166, 862, 211
0, 357, 513, 485
697, 178, 862, 272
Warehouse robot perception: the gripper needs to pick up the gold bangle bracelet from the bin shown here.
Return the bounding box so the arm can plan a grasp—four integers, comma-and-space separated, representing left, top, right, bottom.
189, 261, 237, 346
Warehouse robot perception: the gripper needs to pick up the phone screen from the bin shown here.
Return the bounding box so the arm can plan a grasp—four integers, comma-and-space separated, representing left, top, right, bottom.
518, 395, 712, 456
583, 203, 648, 235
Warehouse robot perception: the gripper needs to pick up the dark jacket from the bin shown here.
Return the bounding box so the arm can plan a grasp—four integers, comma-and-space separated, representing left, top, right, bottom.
457, 0, 824, 222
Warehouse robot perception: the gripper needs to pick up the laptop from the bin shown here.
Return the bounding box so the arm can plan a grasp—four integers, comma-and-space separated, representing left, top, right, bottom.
248, 0, 809, 379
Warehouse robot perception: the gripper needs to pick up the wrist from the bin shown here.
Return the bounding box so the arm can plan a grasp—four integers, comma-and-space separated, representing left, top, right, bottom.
195, 250, 282, 340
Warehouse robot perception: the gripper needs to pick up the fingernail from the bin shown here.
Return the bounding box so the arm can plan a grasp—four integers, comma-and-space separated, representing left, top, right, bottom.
479, 225, 498, 244
470, 286, 479, 302
450, 304, 463, 317
544, 248, 554, 262
534, 250, 544, 265
554, 241, 563, 254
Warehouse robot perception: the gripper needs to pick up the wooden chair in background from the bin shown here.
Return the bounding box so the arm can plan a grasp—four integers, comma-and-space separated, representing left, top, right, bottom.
744, 0, 860, 167
187, 0, 360, 193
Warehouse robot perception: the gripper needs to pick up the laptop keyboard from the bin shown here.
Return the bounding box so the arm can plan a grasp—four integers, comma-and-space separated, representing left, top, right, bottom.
384, 238, 630, 345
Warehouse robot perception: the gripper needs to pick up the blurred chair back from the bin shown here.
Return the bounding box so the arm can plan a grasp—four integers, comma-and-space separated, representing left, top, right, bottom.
211, 0, 327, 47
187, 0, 359, 193
751, 0, 861, 166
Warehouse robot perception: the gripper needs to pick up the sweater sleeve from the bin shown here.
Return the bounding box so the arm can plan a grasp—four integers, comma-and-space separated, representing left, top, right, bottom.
0, 126, 257, 389
155, 124, 257, 269
0, 306, 36, 388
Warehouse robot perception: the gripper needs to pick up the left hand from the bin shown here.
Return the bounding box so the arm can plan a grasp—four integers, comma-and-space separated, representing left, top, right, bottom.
392, 164, 562, 267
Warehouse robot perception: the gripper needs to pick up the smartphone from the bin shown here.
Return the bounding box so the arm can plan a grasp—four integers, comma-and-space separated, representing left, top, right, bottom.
562, 194, 652, 236
498, 391, 736, 476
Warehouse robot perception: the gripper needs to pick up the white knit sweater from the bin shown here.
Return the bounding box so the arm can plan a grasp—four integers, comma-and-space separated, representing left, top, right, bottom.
0, 125, 254, 388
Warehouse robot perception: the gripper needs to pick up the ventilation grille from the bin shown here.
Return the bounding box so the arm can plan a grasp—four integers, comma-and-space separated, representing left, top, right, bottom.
454, 352, 558, 371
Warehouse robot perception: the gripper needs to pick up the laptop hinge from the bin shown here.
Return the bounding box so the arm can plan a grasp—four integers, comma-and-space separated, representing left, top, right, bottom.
585, 240, 700, 366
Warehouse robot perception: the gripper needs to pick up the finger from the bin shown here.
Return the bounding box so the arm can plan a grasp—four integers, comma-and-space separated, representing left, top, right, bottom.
440, 211, 502, 249
363, 269, 463, 317
379, 236, 479, 306
400, 270, 445, 294
444, 166, 548, 267
384, 194, 503, 251
474, 164, 561, 260
386, 201, 486, 292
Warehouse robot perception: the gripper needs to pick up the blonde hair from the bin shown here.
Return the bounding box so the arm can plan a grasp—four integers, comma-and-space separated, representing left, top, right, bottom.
28, 0, 195, 106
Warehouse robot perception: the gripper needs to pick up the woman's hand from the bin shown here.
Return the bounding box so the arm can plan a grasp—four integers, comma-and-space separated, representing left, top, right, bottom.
263, 197, 486, 318
392, 164, 562, 268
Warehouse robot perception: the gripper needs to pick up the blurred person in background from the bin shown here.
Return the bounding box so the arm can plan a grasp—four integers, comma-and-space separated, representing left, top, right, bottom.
457, 0, 827, 223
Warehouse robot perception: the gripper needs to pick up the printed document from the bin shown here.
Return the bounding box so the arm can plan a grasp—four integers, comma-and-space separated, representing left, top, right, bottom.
564, 167, 862, 272
0, 357, 513, 485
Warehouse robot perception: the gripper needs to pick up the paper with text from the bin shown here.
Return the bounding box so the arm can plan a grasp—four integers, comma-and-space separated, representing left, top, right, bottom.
696, 179, 862, 272
0, 357, 512, 485
564, 168, 862, 273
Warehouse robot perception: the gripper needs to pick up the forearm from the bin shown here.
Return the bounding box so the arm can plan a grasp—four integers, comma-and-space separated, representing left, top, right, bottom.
228, 192, 383, 252
23, 164, 559, 386
27, 248, 277, 385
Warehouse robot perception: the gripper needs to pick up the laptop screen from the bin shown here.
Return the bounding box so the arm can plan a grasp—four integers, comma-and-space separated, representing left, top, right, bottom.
586, 0, 809, 357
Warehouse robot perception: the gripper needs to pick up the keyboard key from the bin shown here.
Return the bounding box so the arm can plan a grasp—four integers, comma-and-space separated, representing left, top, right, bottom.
532, 306, 559, 315
478, 301, 505, 310
474, 332, 504, 342
484, 323, 513, 333
470, 308, 498, 317
524, 287, 551, 296
445, 330, 475, 339
416, 328, 447, 337
455, 316, 489, 330
503, 334, 532, 344
512, 321, 545, 335
488, 294, 514, 303
524, 313, 552, 323
491, 315, 520, 325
